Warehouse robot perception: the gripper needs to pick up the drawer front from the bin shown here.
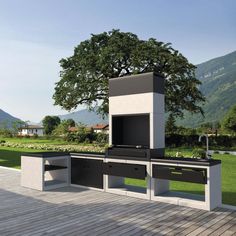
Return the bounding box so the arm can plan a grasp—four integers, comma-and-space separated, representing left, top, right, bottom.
103, 162, 146, 180
71, 158, 103, 189
152, 165, 207, 184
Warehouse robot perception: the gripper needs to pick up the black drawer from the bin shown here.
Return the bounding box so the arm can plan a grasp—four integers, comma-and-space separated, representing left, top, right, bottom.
71, 158, 103, 189
103, 162, 146, 180
152, 165, 207, 184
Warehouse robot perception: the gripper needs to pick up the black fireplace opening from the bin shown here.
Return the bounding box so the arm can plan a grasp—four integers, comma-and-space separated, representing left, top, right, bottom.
112, 114, 150, 147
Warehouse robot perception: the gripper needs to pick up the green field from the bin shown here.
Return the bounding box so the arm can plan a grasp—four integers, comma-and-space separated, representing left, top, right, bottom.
0, 144, 235, 206
0, 146, 50, 169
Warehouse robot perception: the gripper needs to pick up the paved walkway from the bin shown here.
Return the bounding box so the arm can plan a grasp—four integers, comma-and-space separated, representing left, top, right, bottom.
0, 168, 235, 235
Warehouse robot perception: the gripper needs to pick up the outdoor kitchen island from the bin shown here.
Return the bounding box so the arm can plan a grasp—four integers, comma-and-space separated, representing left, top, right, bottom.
21, 72, 222, 211
151, 157, 221, 210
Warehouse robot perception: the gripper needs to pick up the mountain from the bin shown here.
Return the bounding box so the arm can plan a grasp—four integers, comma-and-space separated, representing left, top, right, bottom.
0, 109, 21, 128
58, 109, 108, 126
178, 51, 236, 127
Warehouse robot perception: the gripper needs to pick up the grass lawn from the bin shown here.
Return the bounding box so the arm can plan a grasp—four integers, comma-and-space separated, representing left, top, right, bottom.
0, 146, 49, 169
0, 146, 235, 206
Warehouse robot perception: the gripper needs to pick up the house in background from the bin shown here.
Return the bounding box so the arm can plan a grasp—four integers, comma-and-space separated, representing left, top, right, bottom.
68, 124, 109, 134
68, 127, 78, 132
18, 125, 44, 136
92, 124, 109, 134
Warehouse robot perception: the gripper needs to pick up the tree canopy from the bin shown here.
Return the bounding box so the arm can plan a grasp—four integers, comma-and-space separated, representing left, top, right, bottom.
165, 114, 177, 135
53, 29, 205, 118
64, 119, 76, 127
42, 116, 61, 135
221, 104, 236, 134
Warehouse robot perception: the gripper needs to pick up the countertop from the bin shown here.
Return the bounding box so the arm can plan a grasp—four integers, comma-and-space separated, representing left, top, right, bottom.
70, 152, 105, 158
21, 152, 221, 166
22, 152, 70, 158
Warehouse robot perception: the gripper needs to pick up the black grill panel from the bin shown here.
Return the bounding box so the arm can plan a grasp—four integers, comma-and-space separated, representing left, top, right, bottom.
106, 146, 164, 160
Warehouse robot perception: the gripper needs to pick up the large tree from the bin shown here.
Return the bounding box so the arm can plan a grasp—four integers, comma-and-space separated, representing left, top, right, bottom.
42, 116, 61, 135
53, 29, 205, 117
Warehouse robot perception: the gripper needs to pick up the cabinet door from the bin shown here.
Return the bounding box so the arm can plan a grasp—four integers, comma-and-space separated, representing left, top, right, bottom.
71, 158, 103, 189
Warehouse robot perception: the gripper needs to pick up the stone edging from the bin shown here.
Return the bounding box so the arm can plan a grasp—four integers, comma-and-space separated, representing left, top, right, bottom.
209, 150, 236, 155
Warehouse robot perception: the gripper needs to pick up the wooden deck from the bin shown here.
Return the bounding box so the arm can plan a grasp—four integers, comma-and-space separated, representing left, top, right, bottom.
0, 168, 235, 236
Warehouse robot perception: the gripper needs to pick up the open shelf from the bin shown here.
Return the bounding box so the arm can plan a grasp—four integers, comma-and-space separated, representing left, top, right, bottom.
44, 165, 67, 171
156, 190, 205, 202
111, 184, 146, 194
44, 180, 68, 190
43, 156, 69, 190
106, 174, 149, 199
44, 180, 66, 187
152, 190, 207, 209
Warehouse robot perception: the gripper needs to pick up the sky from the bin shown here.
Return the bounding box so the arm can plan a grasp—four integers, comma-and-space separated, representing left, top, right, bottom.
0, 0, 235, 122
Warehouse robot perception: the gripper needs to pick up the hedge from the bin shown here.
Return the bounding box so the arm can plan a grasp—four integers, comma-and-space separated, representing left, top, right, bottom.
166, 135, 236, 148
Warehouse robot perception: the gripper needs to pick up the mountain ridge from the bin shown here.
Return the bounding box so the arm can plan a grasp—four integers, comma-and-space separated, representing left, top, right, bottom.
58, 109, 108, 126
0, 109, 21, 128
178, 50, 236, 127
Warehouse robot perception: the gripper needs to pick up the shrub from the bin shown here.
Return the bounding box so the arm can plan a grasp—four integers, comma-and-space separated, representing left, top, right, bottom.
166, 134, 236, 148
192, 148, 206, 159
0, 129, 13, 138
0, 141, 105, 153
65, 127, 96, 144
95, 132, 109, 144
32, 134, 39, 139
165, 134, 200, 147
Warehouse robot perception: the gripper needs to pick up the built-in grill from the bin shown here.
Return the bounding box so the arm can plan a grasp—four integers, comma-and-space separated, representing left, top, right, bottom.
106, 145, 164, 160
106, 72, 165, 160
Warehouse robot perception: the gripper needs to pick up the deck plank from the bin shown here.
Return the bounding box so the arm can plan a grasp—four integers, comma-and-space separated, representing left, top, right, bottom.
0, 168, 235, 236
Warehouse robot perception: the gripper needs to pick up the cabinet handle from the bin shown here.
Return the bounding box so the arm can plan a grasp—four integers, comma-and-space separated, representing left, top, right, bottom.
171, 171, 182, 175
